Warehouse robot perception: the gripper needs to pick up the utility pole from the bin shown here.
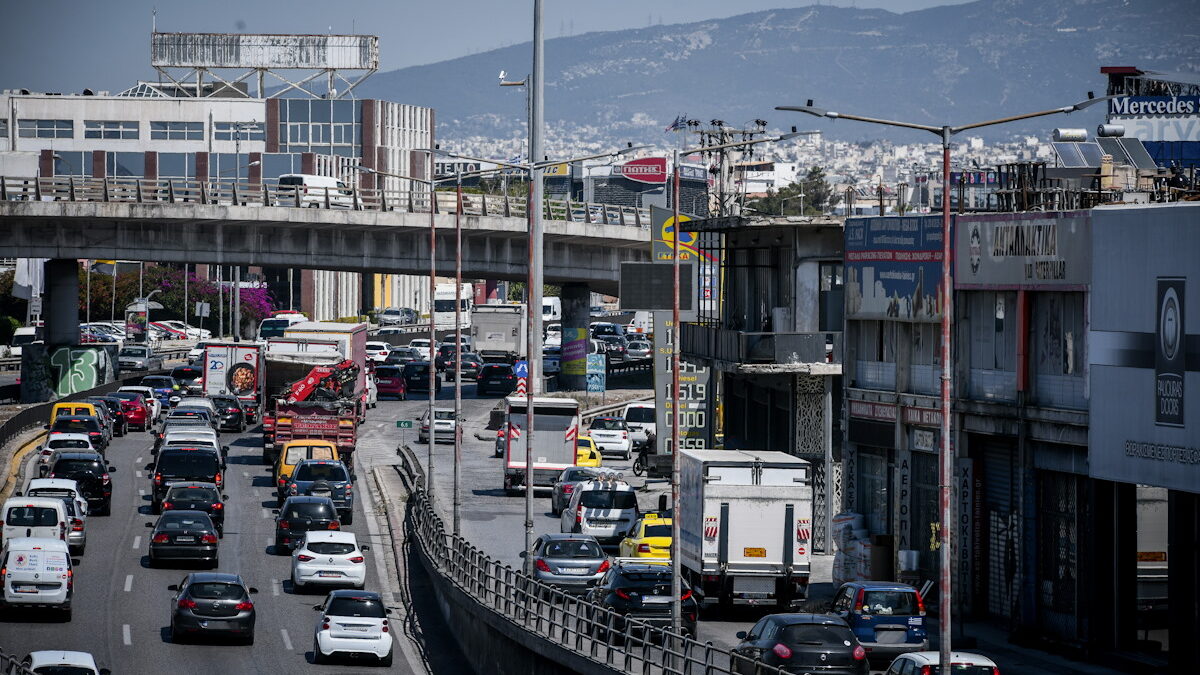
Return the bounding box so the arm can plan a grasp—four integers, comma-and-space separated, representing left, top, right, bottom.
879, 175, 886, 216
523, 0, 545, 576
453, 171, 464, 535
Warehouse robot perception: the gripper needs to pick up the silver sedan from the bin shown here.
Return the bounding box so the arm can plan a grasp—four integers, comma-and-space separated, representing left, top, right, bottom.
524, 533, 609, 595
550, 467, 604, 516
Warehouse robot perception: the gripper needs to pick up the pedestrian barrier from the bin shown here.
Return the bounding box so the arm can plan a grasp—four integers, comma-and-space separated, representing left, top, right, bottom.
395, 443, 787, 675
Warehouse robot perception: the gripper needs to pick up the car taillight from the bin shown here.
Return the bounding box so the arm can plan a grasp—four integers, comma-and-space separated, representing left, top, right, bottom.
289, 485, 298, 495
101, 473, 111, 485
154, 473, 163, 485
614, 588, 632, 600
72, 518, 84, 532
278, 477, 287, 485
920, 667, 932, 675
47, 473, 56, 478
854, 587, 866, 612
621, 432, 627, 439
992, 669, 1001, 675
90, 432, 101, 438
201, 534, 218, 544
596, 559, 610, 573
916, 590, 927, 616
382, 618, 388, 633
162, 501, 175, 511
344, 483, 353, 494
66, 568, 73, 590
681, 589, 693, 601
235, 600, 254, 611
535, 559, 551, 573
212, 502, 223, 510
852, 645, 866, 661
321, 619, 330, 630
214, 473, 223, 487
297, 554, 315, 562
772, 643, 793, 659
278, 520, 289, 529
349, 556, 364, 564
153, 534, 170, 543
575, 509, 583, 525
177, 597, 197, 609
328, 521, 340, 530
637, 544, 651, 553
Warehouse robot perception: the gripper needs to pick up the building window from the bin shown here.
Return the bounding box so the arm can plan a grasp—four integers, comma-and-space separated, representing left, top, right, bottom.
214, 122, 264, 141
18, 119, 73, 139
157, 153, 196, 179
150, 121, 203, 141
84, 120, 139, 139
0, 119, 7, 138
105, 152, 143, 177
966, 291, 1018, 401
53, 151, 92, 177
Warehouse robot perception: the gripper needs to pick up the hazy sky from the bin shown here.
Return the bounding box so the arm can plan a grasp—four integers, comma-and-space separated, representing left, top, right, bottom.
1, 0, 972, 94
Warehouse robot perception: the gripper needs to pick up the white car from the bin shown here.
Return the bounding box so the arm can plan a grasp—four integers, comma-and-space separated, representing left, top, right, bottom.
884, 651, 999, 674
291, 531, 369, 591
622, 402, 656, 450
118, 386, 163, 419
418, 408, 458, 444
365, 341, 392, 363
408, 338, 434, 360
586, 416, 633, 459
313, 590, 395, 666
36, 432, 95, 468
20, 650, 106, 674
159, 320, 211, 340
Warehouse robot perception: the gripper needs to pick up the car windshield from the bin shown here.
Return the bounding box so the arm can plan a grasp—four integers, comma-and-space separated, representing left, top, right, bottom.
294, 463, 348, 482
157, 453, 219, 475
779, 623, 857, 645
918, 668, 995, 675
52, 459, 102, 473
628, 342, 649, 349
284, 502, 334, 520
168, 487, 219, 501
49, 439, 91, 449
643, 524, 672, 538
120, 347, 149, 357
580, 490, 637, 510
376, 367, 400, 378
31, 665, 95, 675
52, 419, 98, 433
5, 506, 58, 526
618, 571, 674, 590
625, 407, 655, 423
433, 410, 454, 421
143, 377, 174, 388
542, 539, 603, 558
284, 445, 335, 464
211, 397, 238, 408
566, 470, 598, 481
308, 542, 356, 555
172, 367, 202, 380
327, 596, 386, 618
860, 590, 920, 615
258, 319, 291, 338
158, 513, 212, 530
590, 418, 626, 431
189, 582, 245, 599
405, 364, 430, 377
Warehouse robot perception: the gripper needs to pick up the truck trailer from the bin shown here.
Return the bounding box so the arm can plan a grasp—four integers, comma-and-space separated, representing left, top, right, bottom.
470, 303, 526, 363
502, 396, 581, 494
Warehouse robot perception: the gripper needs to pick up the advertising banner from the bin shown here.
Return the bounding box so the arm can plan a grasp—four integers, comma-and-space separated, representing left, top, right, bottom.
125, 306, 149, 343
845, 216, 945, 322
586, 353, 606, 393
955, 212, 1091, 289
561, 328, 588, 376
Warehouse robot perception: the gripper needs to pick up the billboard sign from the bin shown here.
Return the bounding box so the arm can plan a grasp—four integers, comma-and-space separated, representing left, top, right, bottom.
1089, 206, 1199, 492
653, 311, 711, 455
586, 353, 606, 393
615, 157, 668, 185
955, 212, 1091, 289
845, 215, 945, 322
1109, 96, 1200, 117
125, 306, 148, 343
561, 328, 588, 376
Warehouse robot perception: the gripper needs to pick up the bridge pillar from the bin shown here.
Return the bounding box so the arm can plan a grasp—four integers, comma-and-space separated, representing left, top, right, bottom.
43, 258, 80, 346
558, 282, 589, 391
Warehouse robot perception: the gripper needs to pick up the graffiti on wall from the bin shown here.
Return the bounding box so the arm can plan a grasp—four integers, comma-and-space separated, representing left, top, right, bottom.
20, 344, 117, 403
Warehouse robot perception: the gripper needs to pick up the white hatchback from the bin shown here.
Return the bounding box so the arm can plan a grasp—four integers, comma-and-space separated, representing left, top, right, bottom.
37, 433, 95, 468
313, 590, 395, 665
884, 651, 1000, 674
365, 341, 392, 363
292, 531, 369, 591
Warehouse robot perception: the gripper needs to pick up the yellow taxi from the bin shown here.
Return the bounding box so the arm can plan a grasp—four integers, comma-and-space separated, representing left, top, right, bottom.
50, 402, 100, 426
617, 513, 673, 559
274, 439, 339, 505
576, 436, 603, 467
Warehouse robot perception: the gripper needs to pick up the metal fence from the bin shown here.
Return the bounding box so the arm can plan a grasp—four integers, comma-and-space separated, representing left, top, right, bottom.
396, 444, 788, 675
0, 647, 35, 675
0, 175, 652, 228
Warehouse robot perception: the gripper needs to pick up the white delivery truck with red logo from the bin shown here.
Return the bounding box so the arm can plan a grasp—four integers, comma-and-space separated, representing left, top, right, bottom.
202, 342, 266, 423
679, 449, 813, 611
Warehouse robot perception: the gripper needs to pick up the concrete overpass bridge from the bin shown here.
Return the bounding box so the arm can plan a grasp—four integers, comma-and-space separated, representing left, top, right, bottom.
0, 176, 652, 295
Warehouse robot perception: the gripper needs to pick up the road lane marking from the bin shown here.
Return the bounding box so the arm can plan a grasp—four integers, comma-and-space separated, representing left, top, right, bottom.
124, 574, 133, 592
132, 536, 141, 549
280, 628, 293, 651
135, 470, 142, 478
122, 624, 131, 645
273, 580, 280, 596
261, 508, 270, 519
138, 489, 146, 497
136, 456, 142, 464
243, 471, 250, 478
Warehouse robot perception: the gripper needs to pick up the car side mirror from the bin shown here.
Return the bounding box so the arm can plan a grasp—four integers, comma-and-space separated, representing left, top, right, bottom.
99, 669, 112, 675
223, 446, 230, 454
108, 465, 117, 472
36, 445, 42, 452
167, 584, 179, 591
13, 491, 21, 497
249, 587, 259, 594
735, 631, 748, 640
312, 604, 323, 611
272, 509, 280, 515
360, 545, 369, 551
144, 463, 154, 471
43, 424, 50, 430
385, 607, 394, 614
145, 522, 154, 528
222, 494, 229, 500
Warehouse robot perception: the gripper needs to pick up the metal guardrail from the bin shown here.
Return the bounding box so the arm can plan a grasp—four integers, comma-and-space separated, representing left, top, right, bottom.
0, 175, 653, 229
606, 357, 652, 376
0, 647, 35, 675
395, 443, 786, 675
0, 343, 194, 372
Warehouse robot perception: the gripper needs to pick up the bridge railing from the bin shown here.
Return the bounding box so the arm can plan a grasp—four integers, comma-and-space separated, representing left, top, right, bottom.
0, 176, 651, 228
396, 443, 786, 675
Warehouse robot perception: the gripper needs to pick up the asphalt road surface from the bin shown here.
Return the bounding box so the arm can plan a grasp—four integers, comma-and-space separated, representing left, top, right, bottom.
0, 414, 423, 673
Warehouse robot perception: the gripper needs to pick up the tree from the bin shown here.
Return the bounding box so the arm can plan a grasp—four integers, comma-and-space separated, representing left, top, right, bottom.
749, 166, 841, 216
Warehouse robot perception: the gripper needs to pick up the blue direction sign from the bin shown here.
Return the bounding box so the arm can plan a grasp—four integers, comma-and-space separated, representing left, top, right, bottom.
514, 360, 529, 378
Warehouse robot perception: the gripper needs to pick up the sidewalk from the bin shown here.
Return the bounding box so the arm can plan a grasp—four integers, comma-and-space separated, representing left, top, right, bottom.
942, 620, 1132, 675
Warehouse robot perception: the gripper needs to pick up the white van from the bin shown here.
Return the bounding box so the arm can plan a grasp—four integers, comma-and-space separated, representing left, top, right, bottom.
542, 297, 562, 322
278, 174, 354, 208
0, 538, 73, 619
560, 476, 640, 544
2, 497, 69, 543
9, 326, 41, 358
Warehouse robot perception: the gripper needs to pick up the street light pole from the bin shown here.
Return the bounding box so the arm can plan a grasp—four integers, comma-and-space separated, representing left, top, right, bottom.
453, 170, 464, 535
523, 0, 546, 574
776, 94, 1109, 666
427, 155, 438, 506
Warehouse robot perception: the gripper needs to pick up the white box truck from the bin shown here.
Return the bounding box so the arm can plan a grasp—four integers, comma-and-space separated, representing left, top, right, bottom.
679, 449, 813, 611
201, 342, 266, 422
471, 303, 526, 363
502, 396, 581, 495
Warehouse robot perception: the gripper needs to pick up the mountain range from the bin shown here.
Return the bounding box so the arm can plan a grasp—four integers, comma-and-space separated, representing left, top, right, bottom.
357, 0, 1200, 146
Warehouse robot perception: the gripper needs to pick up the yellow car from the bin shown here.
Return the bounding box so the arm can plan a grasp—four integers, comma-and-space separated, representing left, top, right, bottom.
576, 437, 603, 467
618, 515, 673, 559
274, 439, 339, 505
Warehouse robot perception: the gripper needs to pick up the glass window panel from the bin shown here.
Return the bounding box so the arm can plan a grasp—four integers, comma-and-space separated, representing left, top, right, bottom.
263, 153, 297, 180
332, 145, 353, 158
288, 99, 309, 122
311, 100, 332, 123
310, 124, 327, 144
108, 152, 142, 177
0, 119, 7, 138
333, 100, 354, 123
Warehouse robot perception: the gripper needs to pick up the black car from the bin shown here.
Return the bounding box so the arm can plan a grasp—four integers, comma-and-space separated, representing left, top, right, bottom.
146, 510, 220, 568
47, 451, 114, 515
148, 448, 223, 512
596, 335, 629, 361
730, 614, 869, 675
48, 415, 108, 453
402, 361, 442, 393
283, 459, 355, 523
209, 395, 247, 433
168, 572, 258, 644
383, 347, 418, 366
87, 396, 128, 436
170, 365, 205, 393
162, 482, 227, 535
586, 561, 699, 640
433, 344, 458, 371
476, 364, 517, 396
273, 496, 341, 553
444, 352, 484, 380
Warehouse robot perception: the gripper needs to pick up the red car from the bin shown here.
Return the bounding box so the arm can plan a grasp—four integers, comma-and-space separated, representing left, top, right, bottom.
110, 391, 152, 431
374, 365, 408, 400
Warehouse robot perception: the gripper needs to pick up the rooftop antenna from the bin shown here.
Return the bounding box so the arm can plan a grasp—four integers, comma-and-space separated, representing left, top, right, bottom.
152, 6, 156, 33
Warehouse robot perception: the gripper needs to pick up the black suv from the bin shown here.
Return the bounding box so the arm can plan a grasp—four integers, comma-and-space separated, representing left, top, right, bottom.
47, 451, 114, 515
273, 496, 341, 553
476, 364, 517, 396
283, 460, 355, 523
586, 561, 699, 639
162, 482, 228, 535
170, 365, 205, 393
731, 614, 868, 675
148, 448, 223, 512
402, 362, 442, 393
209, 395, 247, 433
87, 396, 128, 436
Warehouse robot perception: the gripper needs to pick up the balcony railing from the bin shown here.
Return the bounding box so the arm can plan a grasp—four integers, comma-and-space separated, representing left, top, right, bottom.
682, 324, 842, 366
